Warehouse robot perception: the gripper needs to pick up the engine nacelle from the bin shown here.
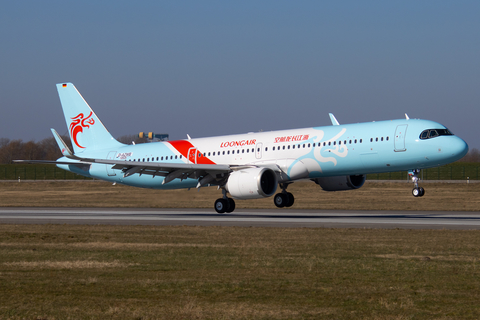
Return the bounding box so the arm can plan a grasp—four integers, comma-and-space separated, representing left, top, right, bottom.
313, 175, 366, 191
226, 167, 277, 199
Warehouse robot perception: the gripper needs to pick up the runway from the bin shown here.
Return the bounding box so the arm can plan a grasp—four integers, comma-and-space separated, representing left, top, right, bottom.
1, 207, 480, 229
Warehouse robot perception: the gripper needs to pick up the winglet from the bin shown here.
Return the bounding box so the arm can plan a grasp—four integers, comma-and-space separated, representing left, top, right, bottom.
51, 128, 74, 156
329, 113, 340, 125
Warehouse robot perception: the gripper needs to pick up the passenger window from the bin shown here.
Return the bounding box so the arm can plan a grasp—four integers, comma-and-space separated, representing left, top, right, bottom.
223, 151, 225, 155
339, 141, 342, 145
360, 139, 363, 143
283, 146, 285, 150
349, 140, 352, 144
288, 145, 290, 149
265, 147, 268, 151
386, 136, 389, 141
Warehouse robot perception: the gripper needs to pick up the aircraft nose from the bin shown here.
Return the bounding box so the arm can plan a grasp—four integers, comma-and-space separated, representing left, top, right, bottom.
448, 136, 469, 161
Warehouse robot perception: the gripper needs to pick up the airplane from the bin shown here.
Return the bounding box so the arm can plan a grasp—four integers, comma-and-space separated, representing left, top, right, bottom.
15, 83, 468, 213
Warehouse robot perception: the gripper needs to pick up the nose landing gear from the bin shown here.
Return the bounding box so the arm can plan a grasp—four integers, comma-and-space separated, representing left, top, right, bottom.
409, 169, 425, 197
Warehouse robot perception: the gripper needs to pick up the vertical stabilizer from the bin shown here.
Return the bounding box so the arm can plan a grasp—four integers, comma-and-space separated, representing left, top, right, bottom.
56, 83, 124, 154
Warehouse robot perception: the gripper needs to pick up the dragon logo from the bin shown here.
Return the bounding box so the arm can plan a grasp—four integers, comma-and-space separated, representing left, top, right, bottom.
69, 111, 95, 148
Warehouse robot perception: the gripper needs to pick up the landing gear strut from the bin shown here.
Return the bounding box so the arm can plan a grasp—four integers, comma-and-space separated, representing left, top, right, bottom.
214, 189, 236, 213
274, 183, 295, 208
409, 169, 425, 197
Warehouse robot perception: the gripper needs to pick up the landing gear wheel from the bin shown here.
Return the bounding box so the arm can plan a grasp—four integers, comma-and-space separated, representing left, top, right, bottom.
418, 187, 425, 197
226, 198, 236, 213
215, 198, 228, 213
412, 187, 426, 197
412, 188, 419, 197
285, 192, 295, 207
274, 193, 287, 208
214, 197, 236, 213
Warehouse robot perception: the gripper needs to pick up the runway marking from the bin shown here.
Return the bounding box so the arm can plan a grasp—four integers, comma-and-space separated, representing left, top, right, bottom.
1, 208, 480, 229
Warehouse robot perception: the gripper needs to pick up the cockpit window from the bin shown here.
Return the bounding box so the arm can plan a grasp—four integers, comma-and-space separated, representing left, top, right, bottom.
419, 128, 453, 139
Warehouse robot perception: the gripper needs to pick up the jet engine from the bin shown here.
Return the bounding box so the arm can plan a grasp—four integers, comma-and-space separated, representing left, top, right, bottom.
226, 167, 277, 199
312, 175, 366, 191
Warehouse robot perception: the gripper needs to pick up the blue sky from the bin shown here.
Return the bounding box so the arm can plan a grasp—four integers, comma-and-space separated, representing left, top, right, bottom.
1, 1, 479, 150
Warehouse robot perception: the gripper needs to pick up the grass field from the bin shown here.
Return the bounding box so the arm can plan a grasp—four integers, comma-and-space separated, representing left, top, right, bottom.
0, 180, 479, 211
1, 181, 479, 319
1, 224, 480, 319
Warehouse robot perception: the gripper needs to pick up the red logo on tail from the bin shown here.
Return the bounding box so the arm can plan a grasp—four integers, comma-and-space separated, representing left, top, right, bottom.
69, 111, 95, 148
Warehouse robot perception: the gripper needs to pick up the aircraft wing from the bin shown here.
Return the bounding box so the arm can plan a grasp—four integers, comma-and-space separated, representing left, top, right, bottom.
14, 157, 234, 187
93, 159, 232, 186
15, 154, 280, 187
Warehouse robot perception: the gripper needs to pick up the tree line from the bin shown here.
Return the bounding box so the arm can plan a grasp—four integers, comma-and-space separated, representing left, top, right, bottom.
0, 134, 147, 164
0, 136, 478, 164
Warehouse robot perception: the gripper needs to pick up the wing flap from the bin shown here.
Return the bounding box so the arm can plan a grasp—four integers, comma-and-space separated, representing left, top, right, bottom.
94, 159, 231, 185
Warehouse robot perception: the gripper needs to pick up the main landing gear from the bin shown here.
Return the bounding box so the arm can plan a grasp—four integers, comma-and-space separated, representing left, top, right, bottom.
409, 169, 425, 197
214, 189, 236, 214
273, 183, 295, 208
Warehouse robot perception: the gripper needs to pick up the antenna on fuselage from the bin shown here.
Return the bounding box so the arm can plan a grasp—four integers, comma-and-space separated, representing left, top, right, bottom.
405, 113, 410, 120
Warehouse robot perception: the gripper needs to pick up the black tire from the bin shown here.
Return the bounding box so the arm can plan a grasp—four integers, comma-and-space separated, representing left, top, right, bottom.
418, 187, 425, 197
215, 198, 227, 213
226, 198, 236, 213
274, 193, 286, 208
285, 192, 295, 207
